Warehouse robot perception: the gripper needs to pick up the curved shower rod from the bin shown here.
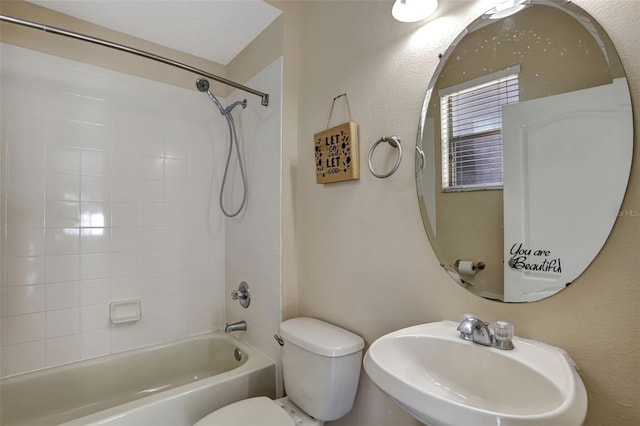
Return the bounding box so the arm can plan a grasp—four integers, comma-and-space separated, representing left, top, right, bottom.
0, 14, 270, 107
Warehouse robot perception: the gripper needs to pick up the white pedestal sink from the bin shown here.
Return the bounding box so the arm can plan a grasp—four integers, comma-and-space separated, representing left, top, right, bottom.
363, 321, 587, 426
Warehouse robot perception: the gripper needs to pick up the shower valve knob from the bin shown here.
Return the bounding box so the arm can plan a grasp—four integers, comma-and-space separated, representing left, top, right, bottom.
231, 281, 251, 308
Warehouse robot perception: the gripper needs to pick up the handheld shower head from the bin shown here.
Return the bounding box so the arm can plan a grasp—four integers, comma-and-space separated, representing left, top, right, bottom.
196, 78, 210, 92
196, 78, 247, 116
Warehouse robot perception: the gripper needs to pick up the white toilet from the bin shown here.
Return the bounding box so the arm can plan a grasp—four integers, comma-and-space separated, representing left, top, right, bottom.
194, 317, 365, 426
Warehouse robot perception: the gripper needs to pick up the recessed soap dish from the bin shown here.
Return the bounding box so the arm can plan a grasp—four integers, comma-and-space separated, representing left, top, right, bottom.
110, 299, 142, 324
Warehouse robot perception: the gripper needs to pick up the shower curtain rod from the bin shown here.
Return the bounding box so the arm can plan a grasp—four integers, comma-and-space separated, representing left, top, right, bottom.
0, 14, 270, 106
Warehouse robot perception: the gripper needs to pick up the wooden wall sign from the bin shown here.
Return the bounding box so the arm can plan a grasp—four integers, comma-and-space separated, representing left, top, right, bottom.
314, 121, 359, 184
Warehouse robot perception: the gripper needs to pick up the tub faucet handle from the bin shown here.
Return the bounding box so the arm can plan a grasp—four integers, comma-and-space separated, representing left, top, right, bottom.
231, 281, 251, 308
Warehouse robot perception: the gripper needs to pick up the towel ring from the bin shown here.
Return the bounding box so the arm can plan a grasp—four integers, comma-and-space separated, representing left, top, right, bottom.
368, 135, 402, 178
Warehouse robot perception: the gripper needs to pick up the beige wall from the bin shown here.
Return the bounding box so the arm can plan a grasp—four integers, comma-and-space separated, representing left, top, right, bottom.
294, 1, 639, 425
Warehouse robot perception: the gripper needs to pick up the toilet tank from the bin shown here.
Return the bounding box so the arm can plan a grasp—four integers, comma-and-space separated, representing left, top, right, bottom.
279, 317, 364, 421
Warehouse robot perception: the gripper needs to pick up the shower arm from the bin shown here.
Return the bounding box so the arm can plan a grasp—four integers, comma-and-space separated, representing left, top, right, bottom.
0, 14, 270, 107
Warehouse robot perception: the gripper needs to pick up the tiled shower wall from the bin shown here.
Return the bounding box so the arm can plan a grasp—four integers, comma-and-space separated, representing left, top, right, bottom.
224, 58, 283, 382
0, 43, 230, 376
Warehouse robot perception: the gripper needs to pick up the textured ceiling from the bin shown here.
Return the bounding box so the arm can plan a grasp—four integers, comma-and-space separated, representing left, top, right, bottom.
27, 0, 282, 65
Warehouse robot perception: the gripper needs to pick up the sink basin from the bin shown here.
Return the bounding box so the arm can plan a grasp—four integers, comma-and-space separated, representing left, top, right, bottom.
363, 321, 587, 426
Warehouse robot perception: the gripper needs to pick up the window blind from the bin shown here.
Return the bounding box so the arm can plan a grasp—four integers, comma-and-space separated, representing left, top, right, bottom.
440, 69, 520, 191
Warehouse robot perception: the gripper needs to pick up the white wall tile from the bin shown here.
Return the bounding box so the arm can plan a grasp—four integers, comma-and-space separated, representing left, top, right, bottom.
46, 281, 80, 311
111, 155, 138, 178
6, 198, 44, 228
110, 252, 138, 277
81, 149, 107, 176
138, 319, 165, 347
140, 295, 169, 321
139, 250, 165, 275
164, 249, 189, 273
6, 285, 46, 316
80, 304, 110, 332
163, 204, 188, 228
110, 228, 138, 252
111, 323, 139, 353
46, 255, 79, 283
6, 313, 45, 345
81, 330, 110, 359
80, 253, 110, 280
46, 334, 81, 366
7, 168, 45, 200
5, 130, 46, 172
162, 316, 188, 342
139, 203, 163, 227
46, 228, 80, 255
46, 146, 81, 175
80, 279, 110, 306
45, 200, 80, 228
164, 158, 187, 181
163, 181, 188, 204
162, 228, 189, 250
139, 273, 168, 299
46, 173, 80, 201
164, 135, 188, 160
111, 178, 138, 203
137, 129, 165, 158
139, 227, 164, 251
138, 180, 164, 203
3, 82, 48, 119
111, 203, 138, 227
80, 202, 109, 228
110, 275, 140, 300
5, 340, 46, 375
81, 176, 109, 202
5, 228, 46, 257
6, 256, 46, 286
138, 156, 165, 180
46, 308, 80, 338
80, 228, 110, 253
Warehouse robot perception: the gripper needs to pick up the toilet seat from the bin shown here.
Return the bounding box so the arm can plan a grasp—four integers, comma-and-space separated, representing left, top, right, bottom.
193, 397, 294, 426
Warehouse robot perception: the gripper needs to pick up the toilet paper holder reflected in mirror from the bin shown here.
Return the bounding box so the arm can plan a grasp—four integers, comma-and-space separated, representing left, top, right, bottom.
454, 260, 485, 275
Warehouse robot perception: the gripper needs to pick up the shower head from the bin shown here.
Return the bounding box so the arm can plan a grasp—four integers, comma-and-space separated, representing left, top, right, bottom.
196, 78, 210, 92
196, 78, 247, 116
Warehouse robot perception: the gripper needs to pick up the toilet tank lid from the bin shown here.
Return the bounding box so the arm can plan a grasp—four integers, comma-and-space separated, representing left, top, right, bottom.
279, 317, 364, 357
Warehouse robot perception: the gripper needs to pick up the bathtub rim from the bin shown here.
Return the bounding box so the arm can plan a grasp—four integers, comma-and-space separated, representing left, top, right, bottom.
0, 331, 263, 381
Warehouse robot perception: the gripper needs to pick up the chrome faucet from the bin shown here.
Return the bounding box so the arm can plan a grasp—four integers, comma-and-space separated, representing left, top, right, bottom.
456, 315, 514, 350
225, 320, 247, 333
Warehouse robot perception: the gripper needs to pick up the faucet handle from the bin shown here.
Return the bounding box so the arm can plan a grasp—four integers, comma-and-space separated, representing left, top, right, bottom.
231, 281, 251, 308
493, 321, 515, 349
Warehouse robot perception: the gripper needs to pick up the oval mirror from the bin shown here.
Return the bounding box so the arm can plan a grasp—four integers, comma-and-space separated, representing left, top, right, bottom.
416, 0, 633, 302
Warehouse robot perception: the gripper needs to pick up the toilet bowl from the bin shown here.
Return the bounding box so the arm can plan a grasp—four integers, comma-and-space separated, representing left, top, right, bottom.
193, 317, 364, 426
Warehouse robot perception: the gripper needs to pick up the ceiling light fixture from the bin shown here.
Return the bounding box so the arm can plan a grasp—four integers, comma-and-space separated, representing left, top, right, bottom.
392, 0, 439, 23
490, 0, 527, 19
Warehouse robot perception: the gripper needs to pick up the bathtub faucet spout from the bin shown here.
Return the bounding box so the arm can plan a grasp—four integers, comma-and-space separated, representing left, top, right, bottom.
225, 320, 247, 333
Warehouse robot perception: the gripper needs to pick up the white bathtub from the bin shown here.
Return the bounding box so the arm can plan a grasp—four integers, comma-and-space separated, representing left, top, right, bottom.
0, 332, 276, 426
